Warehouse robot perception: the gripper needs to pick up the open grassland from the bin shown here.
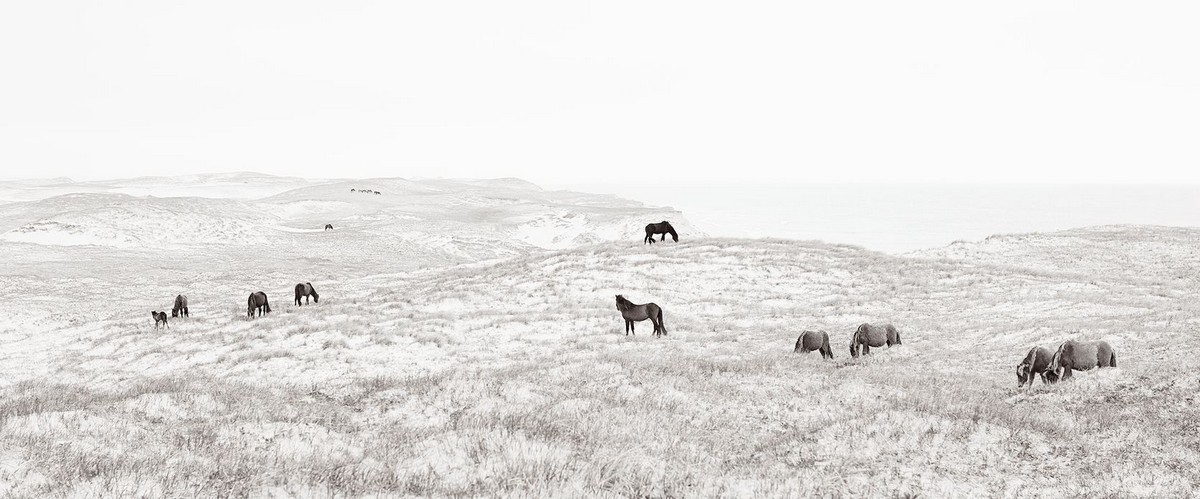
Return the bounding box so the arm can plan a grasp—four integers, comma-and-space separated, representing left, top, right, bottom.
2, 230, 1200, 497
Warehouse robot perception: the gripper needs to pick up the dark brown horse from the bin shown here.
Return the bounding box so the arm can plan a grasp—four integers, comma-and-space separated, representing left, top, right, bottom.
849, 323, 901, 358
247, 291, 271, 318
1046, 340, 1116, 380
324, 224, 334, 231
615, 295, 666, 336
644, 221, 679, 244
151, 311, 169, 329
172, 295, 189, 318
1016, 346, 1059, 388
294, 282, 319, 306
794, 330, 833, 359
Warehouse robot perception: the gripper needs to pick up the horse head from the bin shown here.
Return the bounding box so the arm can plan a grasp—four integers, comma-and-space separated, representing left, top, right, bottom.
1046, 344, 1068, 379
1015, 363, 1028, 387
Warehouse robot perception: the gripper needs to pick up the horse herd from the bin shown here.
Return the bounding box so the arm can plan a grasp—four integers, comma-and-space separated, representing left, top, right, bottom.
151, 219, 1117, 389
626, 220, 1120, 387
150, 283, 320, 328
616, 292, 1118, 388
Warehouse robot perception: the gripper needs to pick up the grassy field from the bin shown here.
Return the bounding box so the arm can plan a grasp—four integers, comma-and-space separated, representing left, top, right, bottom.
2, 227, 1199, 497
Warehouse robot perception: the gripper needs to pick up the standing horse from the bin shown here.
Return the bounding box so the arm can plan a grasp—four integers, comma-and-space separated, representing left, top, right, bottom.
247, 291, 271, 318
849, 323, 901, 358
643, 221, 679, 244
324, 224, 334, 231
1046, 340, 1116, 380
794, 330, 834, 359
172, 295, 189, 318
151, 311, 169, 329
615, 295, 667, 336
295, 282, 319, 306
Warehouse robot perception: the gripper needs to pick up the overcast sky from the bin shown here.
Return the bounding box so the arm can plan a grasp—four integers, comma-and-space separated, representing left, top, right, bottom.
2, 1, 1197, 184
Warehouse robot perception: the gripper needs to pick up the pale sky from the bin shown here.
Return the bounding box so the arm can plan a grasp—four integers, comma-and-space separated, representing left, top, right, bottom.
2, 1, 1197, 184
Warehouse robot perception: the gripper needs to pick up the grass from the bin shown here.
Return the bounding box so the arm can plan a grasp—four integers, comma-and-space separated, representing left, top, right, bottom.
2, 233, 1199, 497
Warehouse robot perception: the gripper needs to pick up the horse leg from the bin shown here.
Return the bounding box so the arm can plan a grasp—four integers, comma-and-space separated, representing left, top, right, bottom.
862, 344, 870, 355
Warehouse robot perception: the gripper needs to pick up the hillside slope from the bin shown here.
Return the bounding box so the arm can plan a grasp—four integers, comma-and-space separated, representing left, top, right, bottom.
2, 230, 1197, 497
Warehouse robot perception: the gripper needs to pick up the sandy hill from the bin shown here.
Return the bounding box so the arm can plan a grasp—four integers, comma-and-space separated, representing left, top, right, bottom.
0, 176, 1196, 497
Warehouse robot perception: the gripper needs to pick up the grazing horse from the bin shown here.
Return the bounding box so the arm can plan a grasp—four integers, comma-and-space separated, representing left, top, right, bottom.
294, 282, 319, 306
247, 291, 271, 318
172, 295, 189, 318
1016, 346, 1059, 388
351, 189, 356, 192
1046, 340, 1116, 380
849, 323, 901, 358
151, 311, 169, 329
794, 330, 833, 359
374, 191, 381, 195
615, 295, 667, 336
324, 224, 334, 231
643, 221, 679, 244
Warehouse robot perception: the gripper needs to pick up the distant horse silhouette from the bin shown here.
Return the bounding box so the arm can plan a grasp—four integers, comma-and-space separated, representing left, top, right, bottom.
324, 224, 334, 231
295, 282, 319, 306
615, 295, 666, 336
151, 311, 169, 329
1016, 346, 1059, 388
374, 191, 381, 195
247, 291, 271, 318
1046, 340, 1116, 380
351, 189, 356, 192
644, 221, 678, 244
794, 330, 833, 359
849, 323, 901, 358
172, 295, 189, 318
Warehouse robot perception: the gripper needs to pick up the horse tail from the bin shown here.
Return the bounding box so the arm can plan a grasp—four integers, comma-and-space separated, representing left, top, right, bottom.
820, 333, 833, 359
1109, 351, 1116, 368
657, 307, 666, 334
264, 295, 271, 314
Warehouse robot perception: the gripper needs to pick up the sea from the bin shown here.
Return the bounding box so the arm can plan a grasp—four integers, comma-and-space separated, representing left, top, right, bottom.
557, 183, 1200, 254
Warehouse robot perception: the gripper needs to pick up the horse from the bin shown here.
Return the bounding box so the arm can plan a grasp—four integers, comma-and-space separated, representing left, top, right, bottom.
1046, 340, 1116, 380
350, 188, 356, 192
374, 191, 381, 195
794, 330, 833, 359
1016, 346, 1059, 388
643, 221, 678, 244
151, 311, 169, 329
849, 323, 901, 358
295, 282, 319, 306
172, 295, 189, 318
324, 224, 334, 231
247, 291, 271, 318
615, 295, 667, 336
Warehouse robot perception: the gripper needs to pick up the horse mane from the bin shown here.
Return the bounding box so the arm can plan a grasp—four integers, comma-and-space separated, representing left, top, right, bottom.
615, 295, 632, 311
307, 282, 318, 297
